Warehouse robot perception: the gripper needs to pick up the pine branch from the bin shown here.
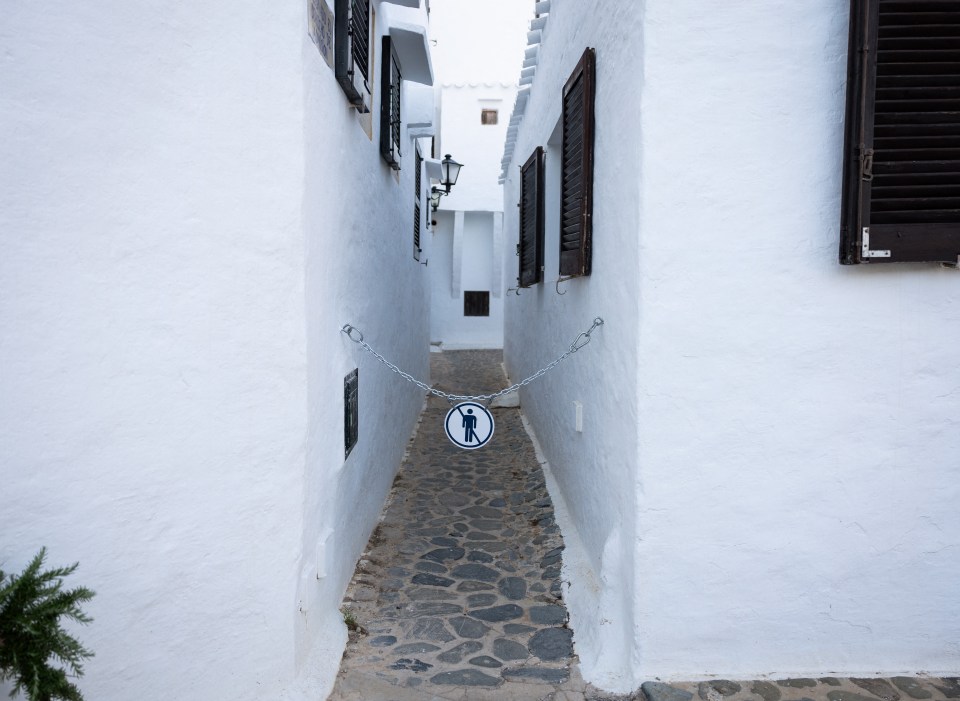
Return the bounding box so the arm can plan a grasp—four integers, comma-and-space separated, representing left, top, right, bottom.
0, 548, 95, 701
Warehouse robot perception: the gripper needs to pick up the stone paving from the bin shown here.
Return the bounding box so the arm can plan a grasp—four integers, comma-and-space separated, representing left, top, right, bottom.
328, 350, 958, 701
329, 350, 590, 700
641, 678, 960, 701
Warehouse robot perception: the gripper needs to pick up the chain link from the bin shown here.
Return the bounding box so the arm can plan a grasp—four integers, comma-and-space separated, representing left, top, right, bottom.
340, 317, 604, 403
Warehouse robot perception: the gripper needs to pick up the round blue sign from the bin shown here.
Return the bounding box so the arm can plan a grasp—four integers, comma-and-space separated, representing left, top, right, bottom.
444, 402, 495, 450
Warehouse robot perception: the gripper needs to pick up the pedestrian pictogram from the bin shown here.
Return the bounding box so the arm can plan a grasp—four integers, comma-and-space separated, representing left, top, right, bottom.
444, 402, 494, 450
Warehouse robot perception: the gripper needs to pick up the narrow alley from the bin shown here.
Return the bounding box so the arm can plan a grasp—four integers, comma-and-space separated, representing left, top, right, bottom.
328, 350, 591, 700
3, 0, 960, 699
327, 351, 960, 701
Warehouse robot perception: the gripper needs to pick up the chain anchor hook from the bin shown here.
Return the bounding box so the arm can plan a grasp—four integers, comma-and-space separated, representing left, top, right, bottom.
569, 332, 591, 351
570, 317, 605, 351
340, 324, 364, 343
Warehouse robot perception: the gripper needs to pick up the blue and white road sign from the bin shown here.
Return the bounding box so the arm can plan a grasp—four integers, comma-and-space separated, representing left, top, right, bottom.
444, 402, 494, 450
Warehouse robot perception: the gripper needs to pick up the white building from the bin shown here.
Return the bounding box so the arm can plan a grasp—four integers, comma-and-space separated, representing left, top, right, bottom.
501, 0, 960, 693
0, 1, 435, 698
428, 82, 515, 349
424, 0, 527, 350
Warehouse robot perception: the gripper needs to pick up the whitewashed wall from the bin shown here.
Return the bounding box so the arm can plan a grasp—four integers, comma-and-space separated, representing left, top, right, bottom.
299, 0, 432, 687
429, 210, 504, 349
635, 0, 960, 681
501, 0, 645, 691
0, 1, 431, 699
503, 0, 960, 692
438, 84, 516, 213
427, 82, 514, 349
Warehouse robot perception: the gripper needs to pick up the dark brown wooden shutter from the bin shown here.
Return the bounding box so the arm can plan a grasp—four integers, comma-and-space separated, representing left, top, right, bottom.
840, 0, 960, 264
413, 203, 421, 260
415, 146, 422, 194
380, 36, 402, 170
519, 147, 545, 287
351, 0, 369, 83
334, 0, 370, 108
559, 48, 596, 277
414, 146, 422, 261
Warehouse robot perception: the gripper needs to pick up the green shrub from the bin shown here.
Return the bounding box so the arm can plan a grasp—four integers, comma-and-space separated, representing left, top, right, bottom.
0, 548, 95, 701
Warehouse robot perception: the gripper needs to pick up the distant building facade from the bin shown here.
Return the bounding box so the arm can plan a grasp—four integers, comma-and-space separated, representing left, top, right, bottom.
429, 82, 516, 349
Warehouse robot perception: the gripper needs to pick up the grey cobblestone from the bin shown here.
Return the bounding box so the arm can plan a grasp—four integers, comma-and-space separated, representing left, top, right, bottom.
893, 678, 933, 700
641, 679, 959, 701
329, 351, 578, 699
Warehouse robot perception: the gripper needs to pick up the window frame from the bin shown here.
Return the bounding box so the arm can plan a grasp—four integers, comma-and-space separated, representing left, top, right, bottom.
463, 291, 491, 317
344, 368, 359, 459
839, 0, 960, 265
380, 35, 402, 170
558, 47, 596, 278
334, 0, 371, 112
518, 147, 545, 288
414, 145, 423, 261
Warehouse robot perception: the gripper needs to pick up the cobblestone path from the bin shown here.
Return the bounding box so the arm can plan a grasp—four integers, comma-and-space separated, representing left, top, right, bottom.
327, 351, 958, 701
328, 350, 590, 700
641, 678, 960, 701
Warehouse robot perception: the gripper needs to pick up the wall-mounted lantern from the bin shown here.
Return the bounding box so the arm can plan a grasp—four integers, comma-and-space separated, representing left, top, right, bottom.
439, 154, 463, 193
431, 154, 463, 211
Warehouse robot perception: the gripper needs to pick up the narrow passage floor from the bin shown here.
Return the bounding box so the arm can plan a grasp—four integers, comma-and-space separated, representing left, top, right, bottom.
326, 351, 960, 701
328, 350, 593, 700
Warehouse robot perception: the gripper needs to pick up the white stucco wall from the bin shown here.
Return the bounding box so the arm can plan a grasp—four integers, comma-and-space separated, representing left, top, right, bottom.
0, 3, 307, 699
501, 0, 645, 691
427, 82, 514, 349
425, 1, 522, 350
430, 210, 504, 349
437, 84, 517, 213
635, 0, 960, 680
299, 0, 432, 686
0, 1, 431, 699
503, 0, 960, 692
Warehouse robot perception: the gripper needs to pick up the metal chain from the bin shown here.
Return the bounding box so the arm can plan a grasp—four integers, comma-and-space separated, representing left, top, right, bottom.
340, 317, 604, 403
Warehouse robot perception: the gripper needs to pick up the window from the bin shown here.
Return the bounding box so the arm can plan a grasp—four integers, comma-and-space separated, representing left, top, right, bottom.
464, 291, 490, 317
344, 369, 358, 459
481, 109, 499, 125
840, 0, 960, 264
519, 147, 545, 287
414, 145, 423, 260
559, 48, 596, 277
380, 36, 402, 169
334, 0, 371, 112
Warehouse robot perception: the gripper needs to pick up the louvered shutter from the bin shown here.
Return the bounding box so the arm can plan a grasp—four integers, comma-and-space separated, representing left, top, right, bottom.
840, 0, 960, 264
334, 0, 370, 110
350, 0, 369, 83
559, 48, 596, 277
413, 203, 421, 260
414, 146, 422, 261
519, 147, 545, 287
380, 36, 402, 170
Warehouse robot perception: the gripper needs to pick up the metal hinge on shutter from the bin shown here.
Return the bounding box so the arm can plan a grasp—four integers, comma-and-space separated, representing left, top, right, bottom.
861, 227, 890, 259
860, 147, 874, 181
